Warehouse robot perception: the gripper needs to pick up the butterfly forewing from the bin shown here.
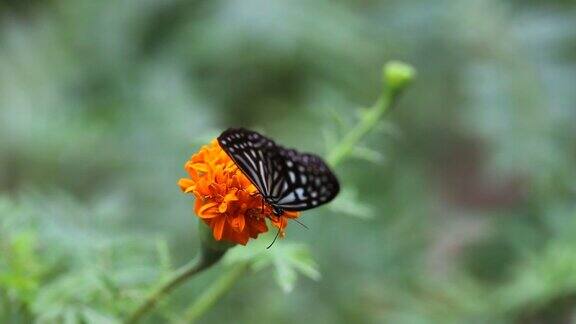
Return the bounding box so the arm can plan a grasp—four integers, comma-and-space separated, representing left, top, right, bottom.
217, 128, 339, 213
217, 128, 285, 199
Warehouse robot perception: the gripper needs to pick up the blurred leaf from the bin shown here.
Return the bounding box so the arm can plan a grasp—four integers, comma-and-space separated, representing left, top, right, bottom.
328, 187, 375, 219
351, 146, 386, 164
81, 307, 120, 324
224, 237, 320, 293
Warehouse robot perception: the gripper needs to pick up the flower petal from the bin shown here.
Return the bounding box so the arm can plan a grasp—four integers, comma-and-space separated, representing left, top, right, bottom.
228, 214, 245, 232
177, 178, 195, 192
191, 163, 209, 173
223, 190, 239, 203
213, 216, 226, 240
198, 202, 218, 216
218, 202, 228, 213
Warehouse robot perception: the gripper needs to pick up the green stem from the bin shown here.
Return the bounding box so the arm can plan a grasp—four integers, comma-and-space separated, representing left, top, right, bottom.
126, 247, 227, 324
327, 89, 401, 167
180, 261, 251, 324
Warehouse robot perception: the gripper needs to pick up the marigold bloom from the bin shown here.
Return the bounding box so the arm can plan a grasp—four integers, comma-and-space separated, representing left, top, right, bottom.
178, 139, 300, 245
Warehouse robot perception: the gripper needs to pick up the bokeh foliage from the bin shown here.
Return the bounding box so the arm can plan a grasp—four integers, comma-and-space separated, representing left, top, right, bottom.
1, 0, 576, 323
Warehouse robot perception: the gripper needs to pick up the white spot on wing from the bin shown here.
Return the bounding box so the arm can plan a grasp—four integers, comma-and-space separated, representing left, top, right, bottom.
295, 188, 306, 199
288, 171, 296, 183
277, 192, 296, 204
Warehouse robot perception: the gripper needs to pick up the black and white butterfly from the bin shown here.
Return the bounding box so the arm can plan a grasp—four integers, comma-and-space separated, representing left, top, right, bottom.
217, 128, 340, 216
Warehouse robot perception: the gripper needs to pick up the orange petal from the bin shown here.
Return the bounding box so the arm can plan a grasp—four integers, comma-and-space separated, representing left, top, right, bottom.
194, 199, 203, 213
228, 214, 245, 232
218, 202, 228, 213
199, 210, 220, 219
196, 181, 214, 196
177, 178, 195, 192
248, 218, 268, 235
213, 217, 226, 240
271, 216, 288, 229
198, 202, 218, 215
246, 183, 258, 194
186, 166, 199, 179
223, 190, 239, 203
227, 230, 249, 245
283, 211, 300, 219
191, 163, 209, 173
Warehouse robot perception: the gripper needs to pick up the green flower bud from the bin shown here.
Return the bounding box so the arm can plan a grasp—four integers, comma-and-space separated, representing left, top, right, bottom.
383, 61, 416, 93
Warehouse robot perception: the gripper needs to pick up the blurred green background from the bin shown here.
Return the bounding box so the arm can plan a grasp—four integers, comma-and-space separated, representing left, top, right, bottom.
1, 0, 576, 323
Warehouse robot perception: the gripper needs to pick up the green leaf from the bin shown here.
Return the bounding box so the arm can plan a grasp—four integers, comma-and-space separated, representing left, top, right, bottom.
273, 257, 298, 293
223, 237, 321, 293
285, 247, 321, 281
81, 307, 121, 324
328, 187, 375, 219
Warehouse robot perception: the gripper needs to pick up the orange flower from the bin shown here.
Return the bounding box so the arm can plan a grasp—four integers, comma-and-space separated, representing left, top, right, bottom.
178, 139, 300, 245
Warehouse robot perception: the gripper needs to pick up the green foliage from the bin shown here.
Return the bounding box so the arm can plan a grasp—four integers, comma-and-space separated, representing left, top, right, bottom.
224, 236, 321, 293
0, 230, 43, 304
1, 0, 576, 323
0, 195, 174, 322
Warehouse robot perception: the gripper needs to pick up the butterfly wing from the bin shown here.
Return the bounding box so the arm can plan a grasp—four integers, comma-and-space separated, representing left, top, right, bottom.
218, 128, 340, 212
217, 128, 286, 199
272, 148, 340, 211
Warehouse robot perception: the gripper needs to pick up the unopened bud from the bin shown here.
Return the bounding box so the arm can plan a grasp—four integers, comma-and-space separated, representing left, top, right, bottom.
383, 61, 416, 93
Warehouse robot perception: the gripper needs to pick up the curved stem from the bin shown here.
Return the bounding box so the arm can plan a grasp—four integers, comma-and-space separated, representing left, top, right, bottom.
126, 247, 226, 324
180, 261, 251, 324
327, 89, 401, 168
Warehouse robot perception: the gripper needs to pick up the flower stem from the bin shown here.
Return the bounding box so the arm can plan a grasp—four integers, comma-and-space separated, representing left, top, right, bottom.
327, 91, 398, 168
180, 261, 251, 324
327, 60, 415, 167
126, 246, 227, 324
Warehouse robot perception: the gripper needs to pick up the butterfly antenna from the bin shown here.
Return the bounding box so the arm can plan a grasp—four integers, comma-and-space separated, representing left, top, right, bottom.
292, 218, 309, 229
266, 226, 282, 249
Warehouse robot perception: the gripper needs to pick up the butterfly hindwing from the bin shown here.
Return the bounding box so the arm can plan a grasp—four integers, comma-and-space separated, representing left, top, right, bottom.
274, 148, 340, 211
217, 128, 339, 213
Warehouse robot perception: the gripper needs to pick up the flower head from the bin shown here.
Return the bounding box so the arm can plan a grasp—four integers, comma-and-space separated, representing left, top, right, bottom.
178, 139, 300, 245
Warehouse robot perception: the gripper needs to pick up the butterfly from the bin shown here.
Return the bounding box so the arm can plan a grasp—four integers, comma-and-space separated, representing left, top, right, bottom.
217, 128, 340, 217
